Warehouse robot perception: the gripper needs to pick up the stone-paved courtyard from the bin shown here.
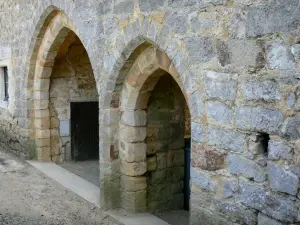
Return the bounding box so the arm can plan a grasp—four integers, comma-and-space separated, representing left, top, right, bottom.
0, 149, 121, 225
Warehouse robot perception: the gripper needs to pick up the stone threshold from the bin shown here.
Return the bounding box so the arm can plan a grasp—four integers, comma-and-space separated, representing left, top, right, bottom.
26, 160, 170, 225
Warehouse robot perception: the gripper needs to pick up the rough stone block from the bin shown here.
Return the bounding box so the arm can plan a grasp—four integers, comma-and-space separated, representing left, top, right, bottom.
119, 142, 146, 163
268, 162, 299, 196
191, 167, 217, 192
192, 144, 224, 171
235, 107, 283, 134
167, 193, 184, 210
172, 181, 184, 194
208, 126, 246, 152
114, 0, 135, 14
185, 37, 215, 63
214, 199, 257, 225
121, 190, 146, 213
166, 167, 184, 182
280, 117, 300, 140
203, 71, 238, 101
149, 170, 167, 185
268, 140, 293, 160
148, 183, 172, 202
266, 40, 296, 71
239, 180, 297, 223
244, 0, 300, 37
167, 149, 184, 167
146, 141, 168, 155
227, 153, 266, 182
257, 213, 283, 225
120, 161, 147, 176
219, 39, 265, 69
121, 175, 147, 191
220, 177, 239, 199
139, 0, 165, 12
147, 156, 157, 171
166, 12, 188, 35
120, 110, 146, 126
191, 122, 205, 143
206, 101, 233, 125
156, 152, 167, 169
241, 80, 281, 102
119, 125, 146, 142
189, 91, 203, 119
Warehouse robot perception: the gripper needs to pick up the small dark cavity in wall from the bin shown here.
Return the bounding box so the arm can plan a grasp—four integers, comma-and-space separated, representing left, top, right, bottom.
260, 133, 270, 156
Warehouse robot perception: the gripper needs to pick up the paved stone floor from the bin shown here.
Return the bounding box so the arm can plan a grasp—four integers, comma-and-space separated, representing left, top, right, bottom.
0, 149, 121, 225
59, 160, 100, 187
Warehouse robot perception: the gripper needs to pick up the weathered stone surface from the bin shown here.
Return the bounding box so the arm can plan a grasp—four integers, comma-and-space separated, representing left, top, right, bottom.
121, 175, 147, 191
191, 167, 217, 192
120, 110, 147, 126
244, 0, 300, 37
266, 40, 296, 71
257, 213, 283, 225
120, 161, 147, 176
147, 156, 157, 171
167, 149, 184, 167
218, 40, 264, 68
235, 107, 283, 134
114, 0, 135, 14
185, 37, 215, 63
192, 144, 224, 171
203, 71, 238, 101
280, 117, 300, 140
241, 80, 281, 102
139, 0, 165, 11
120, 125, 147, 142
206, 101, 233, 124
214, 199, 257, 225
239, 180, 297, 223
208, 126, 246, 152
268, 162, 299, 195
220, 177, 239, 199
119, 142, 146, 163
227, 153, 266, 182
268, 140, 293, 160
165, 12, 188, 35
191, 122, 205, 143
156, 152, 167, 169
121, 190, 147, 213
189, 91, 203, 118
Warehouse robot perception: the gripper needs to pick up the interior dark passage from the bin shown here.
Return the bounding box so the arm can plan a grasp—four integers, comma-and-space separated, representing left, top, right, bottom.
71, 102, 99, 161
145, 73, 191, 215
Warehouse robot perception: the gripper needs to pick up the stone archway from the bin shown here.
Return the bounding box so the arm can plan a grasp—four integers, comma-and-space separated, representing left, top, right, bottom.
29, 11, 98, 162
102, 45, 192, 214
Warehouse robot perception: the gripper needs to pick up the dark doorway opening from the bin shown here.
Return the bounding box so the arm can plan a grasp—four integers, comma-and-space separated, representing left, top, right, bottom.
71, 102, 99, 161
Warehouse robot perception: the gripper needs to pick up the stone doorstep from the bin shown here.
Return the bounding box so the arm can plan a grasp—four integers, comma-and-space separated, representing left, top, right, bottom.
26, 160, 170, 225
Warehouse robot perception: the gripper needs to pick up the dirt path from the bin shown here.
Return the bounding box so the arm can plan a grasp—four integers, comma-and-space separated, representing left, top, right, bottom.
0, 149, 122, 225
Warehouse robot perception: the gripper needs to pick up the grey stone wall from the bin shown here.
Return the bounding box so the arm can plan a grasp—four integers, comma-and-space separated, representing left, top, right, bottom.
0, 0, 300, 224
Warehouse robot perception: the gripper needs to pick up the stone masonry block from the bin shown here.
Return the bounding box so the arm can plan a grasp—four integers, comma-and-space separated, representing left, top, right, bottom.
147, 156, 157, 171
167, 149, 184, 167
120, 125, 146, 142
192, 144, 224, 171
257, 213, 283, 225
206, 101, 233, 125
280, 117, 300, 140
208, 126, 246, 152
235, 107, 283, 134
203, 71, 238, 101
268, 140, 293, 160
227, 153, 266, 182
191, 167, 217, 192
185, 37, 215, 63
156, 152, 167, 169
120, 161, 147, 176
119, 142, 146, 163
191, 122, 205, 143
241, 80, 281, 102
120, 110, 146, 126
121, 175, 147, 191
121, 190, 147, 213
268, 162, 299, 196
239, 180, 297, 223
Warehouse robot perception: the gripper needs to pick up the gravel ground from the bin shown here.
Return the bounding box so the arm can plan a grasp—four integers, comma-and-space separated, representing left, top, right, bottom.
0, 149, 122, 225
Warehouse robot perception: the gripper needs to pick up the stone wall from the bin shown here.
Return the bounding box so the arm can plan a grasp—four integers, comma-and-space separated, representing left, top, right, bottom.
0, 0, 300, 224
